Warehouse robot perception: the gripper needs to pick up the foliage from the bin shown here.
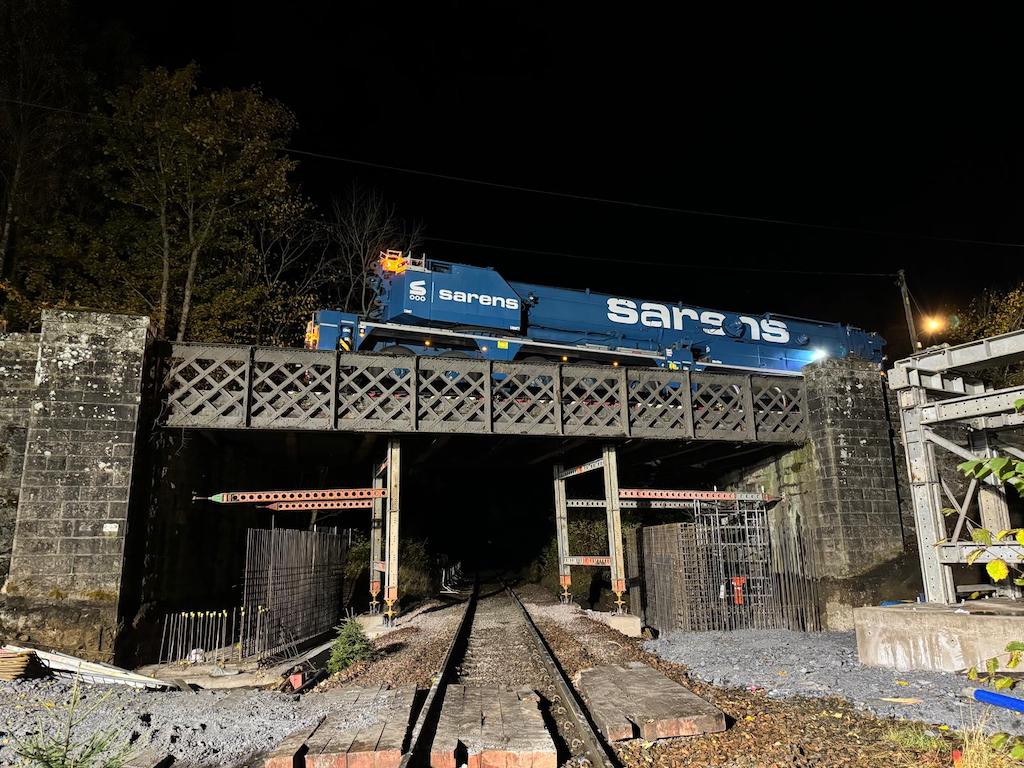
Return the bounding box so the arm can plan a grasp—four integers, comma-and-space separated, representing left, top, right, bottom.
948, 283, 1024, 388
0, 0, 93, 279
14, 676, 133, 768
326, 618, 373, 675
94, 63, 297, 339
881, 722, 949, 756
398, 538, 437, 604
948, 398, 1024, 692
957, 724, 1024, 767
537, 515, 620, 599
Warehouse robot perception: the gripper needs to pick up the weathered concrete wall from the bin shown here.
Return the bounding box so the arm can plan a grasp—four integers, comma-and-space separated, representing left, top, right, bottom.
720, 357, 918, 629
0, 333, 40, 582
0, 311, 149, 660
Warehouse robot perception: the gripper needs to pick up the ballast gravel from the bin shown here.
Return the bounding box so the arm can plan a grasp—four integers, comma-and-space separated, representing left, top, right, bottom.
644, 628, 1024, 734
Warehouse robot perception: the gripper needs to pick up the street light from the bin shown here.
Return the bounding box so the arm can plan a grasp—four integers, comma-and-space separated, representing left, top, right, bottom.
923, 316, 946, 335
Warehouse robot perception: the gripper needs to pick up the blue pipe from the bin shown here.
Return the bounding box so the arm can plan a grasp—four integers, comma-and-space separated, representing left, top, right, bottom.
964, 687, 1024, 714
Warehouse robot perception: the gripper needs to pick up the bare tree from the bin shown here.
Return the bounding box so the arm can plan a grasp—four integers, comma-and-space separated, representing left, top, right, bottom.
249, 213, 335, 345
329, 184, 423, 316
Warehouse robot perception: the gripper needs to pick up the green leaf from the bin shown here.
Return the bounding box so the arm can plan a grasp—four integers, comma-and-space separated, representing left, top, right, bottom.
996, 529, 1020, 541
967, 665, 979, 681
1017, 530, 1024, 547
1005, 641, 1024, 652
967, 548, 985, 566
990, 457, 1011, 474
942, 507, 958, 517
1015, 577, 1024, 587
992, 732, 1011, 749
987, 656, 999, 676
1008, 650, 1022, 669
1011, 743, 1024, 760
987, 559, 1010, 582
971, 528, 994, 546
959, 459, 983, 475
994, 676, 1016, 691
1014, 398, 1024, 413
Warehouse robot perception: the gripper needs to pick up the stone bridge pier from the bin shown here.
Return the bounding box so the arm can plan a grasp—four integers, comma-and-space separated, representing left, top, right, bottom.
0, 310, 149, 660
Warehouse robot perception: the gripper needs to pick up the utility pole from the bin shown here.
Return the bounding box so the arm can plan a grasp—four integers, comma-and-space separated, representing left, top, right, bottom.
897, 269, 920, 351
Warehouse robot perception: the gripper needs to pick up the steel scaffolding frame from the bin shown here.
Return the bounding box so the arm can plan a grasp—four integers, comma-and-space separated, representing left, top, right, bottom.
889, 329, 1024, 603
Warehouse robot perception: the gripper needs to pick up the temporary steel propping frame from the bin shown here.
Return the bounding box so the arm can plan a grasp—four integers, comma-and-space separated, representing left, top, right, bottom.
368, 440, 403, 622
164, 344, 806, 442
889, 329, 1024, 603
553, 446, 775, 614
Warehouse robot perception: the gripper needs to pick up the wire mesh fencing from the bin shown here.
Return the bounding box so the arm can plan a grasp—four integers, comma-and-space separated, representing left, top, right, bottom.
636, 500, 820, 634
158, 526, 349, 665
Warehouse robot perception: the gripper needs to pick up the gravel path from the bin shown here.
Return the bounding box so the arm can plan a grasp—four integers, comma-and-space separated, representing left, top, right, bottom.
0, 679, 372, 767
1, 598, 467, 767
644, 628, 1024, 734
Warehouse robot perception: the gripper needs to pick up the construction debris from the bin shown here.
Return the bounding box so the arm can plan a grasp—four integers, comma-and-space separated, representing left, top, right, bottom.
2, 644, 170, 689
0, 648, 46, 681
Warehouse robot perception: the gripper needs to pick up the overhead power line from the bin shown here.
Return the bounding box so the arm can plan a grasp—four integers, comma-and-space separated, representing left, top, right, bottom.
5, 94, 1024, 250
420, 235, 898, 277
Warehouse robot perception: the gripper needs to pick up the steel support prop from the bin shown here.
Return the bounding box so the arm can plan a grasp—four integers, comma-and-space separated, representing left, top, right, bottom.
969, 430, 1012, 532
384, 438, 402, 623
898, 387, 957, 602
602, 444, 627, 613
552, 464, 572, 601
369, 470, 385, 614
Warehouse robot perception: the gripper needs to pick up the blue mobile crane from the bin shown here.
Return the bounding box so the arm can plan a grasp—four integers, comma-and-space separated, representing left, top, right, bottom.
307, 251, 884, 374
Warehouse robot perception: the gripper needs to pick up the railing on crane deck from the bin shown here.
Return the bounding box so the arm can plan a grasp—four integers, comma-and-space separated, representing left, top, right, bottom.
161, 343, 807, 442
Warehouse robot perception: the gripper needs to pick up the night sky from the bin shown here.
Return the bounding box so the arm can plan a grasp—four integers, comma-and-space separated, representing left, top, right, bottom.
89, 5, 1024, 360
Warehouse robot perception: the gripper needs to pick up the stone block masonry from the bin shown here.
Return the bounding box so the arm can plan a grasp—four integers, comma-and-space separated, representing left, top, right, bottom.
0, 332, 41, 582
718, 357, 917, 629
1, 311, 149, 659
802, 357, 904, 579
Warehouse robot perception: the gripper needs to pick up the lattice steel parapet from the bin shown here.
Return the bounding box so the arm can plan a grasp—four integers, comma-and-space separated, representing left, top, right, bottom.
165, 344, 807, 442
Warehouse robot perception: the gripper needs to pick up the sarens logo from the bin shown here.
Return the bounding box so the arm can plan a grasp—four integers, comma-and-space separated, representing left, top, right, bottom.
408, 280, 520, 310
437, 288, 519, 310
606, 298, 790, 344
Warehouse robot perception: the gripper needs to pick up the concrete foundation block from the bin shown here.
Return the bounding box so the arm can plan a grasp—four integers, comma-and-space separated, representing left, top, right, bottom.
354, 613, 391, 640
585, 610, 642, 637
855, 600, 1024, 672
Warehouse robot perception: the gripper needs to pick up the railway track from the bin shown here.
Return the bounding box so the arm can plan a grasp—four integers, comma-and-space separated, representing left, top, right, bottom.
403, 582, 618, 768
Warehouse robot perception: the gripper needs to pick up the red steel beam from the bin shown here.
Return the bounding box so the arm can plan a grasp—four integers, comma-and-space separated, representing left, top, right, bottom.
263, 499, 374, 511
201, 487, 387, 504
619, 488, 772, 502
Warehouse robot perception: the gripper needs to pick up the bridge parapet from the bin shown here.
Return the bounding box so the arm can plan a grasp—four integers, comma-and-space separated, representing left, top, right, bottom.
163, 343, 806, 443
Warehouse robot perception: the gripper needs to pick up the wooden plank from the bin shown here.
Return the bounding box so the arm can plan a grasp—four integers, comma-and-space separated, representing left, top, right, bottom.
264, 717, 324, 768
577, 663, 724, 742
430, 684, 464, 768
375, 685, 416, 768
479, 686, 506, 768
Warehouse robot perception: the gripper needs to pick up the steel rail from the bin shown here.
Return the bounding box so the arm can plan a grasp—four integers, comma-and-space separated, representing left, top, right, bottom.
505, 585, 618, 768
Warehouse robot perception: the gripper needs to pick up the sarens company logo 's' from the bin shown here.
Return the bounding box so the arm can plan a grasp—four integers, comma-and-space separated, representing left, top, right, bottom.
606, 298, 790, 343
409, 280, 520, 310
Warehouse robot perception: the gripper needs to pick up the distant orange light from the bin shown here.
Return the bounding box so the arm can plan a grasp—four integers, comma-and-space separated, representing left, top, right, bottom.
424, 340, 431, 347
561, 355, 569, 362
923, 316, 946, 334
612, 361, 619, 367
380, 249, 407, 274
